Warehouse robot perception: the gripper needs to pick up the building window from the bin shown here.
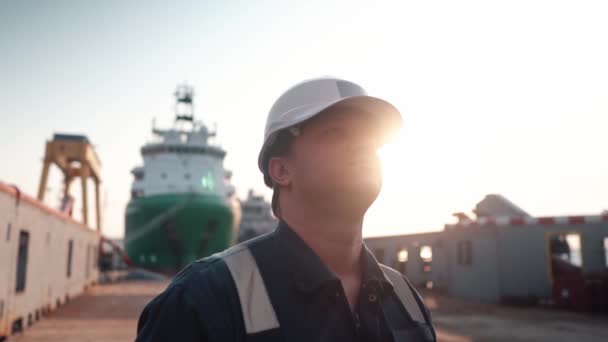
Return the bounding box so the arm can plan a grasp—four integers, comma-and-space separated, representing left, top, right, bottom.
550, 233, 583, 267
420, 245, 432, 273
397, 248, 408, 274
67, 240, 74, 278
374, 249, 385, 263
6, 222, 11, 241
85, 244, 91, 278
397, 248, 409, 263
420, 246, 433, 262
184, 173, 191, 180
93, 244, 98, 269
458, 240, 473, 265
565, 234, 583, 267
16, 231, 29, 292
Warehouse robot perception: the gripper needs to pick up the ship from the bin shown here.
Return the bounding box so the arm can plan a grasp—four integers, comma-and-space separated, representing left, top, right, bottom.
125, 85, 241, 274
237, 189, 277, 243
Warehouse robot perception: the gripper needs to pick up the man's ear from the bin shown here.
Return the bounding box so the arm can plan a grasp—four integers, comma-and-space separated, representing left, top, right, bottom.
267, 156, 291, 187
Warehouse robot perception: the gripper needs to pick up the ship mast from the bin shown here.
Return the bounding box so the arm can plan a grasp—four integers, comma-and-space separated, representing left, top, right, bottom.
174, 84, 195, 122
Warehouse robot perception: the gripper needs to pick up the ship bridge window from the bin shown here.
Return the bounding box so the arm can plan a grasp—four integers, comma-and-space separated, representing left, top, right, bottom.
201, 172, 215, 190
131, 189, 144, 199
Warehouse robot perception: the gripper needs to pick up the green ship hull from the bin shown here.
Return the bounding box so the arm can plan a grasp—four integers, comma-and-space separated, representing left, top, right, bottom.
125, 193, 236, 274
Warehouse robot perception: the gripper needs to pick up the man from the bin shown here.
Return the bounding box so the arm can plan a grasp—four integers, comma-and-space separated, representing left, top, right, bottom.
136, 77, 436, 341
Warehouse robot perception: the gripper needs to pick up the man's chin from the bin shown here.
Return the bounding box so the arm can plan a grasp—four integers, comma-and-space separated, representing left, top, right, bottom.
331, 183, 381, 211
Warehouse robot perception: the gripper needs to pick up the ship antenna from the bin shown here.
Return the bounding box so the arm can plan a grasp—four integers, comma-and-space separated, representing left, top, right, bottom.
174, 84, 195, 122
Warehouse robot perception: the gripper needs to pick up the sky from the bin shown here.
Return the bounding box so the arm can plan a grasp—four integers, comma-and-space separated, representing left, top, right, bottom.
1, 0, 607, 239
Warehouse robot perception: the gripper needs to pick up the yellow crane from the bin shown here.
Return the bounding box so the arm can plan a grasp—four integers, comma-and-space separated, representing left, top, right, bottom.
37, 134, 102, 231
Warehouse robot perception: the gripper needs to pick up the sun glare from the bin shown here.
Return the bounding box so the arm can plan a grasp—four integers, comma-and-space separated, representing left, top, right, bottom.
364, 130, 457, 238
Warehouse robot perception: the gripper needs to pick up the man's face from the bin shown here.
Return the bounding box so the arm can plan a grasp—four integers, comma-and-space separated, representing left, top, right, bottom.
288, 104, 385, 214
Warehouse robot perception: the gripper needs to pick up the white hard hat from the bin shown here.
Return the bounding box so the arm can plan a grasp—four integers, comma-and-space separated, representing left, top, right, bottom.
258, 76, 402, 184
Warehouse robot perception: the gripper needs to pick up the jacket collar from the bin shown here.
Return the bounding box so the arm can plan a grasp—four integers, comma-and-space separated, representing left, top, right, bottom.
273, 220, 393, 294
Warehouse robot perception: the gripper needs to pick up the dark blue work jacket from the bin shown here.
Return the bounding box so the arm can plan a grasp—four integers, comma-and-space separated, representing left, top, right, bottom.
136, 221, 436, 341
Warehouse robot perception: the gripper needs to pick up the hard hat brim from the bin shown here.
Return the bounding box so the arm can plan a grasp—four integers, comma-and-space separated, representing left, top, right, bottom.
258, 95, 402, 174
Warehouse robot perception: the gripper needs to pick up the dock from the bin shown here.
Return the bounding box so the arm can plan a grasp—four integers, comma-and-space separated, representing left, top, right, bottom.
9, 280, 608, 342
10, 280, 168, 342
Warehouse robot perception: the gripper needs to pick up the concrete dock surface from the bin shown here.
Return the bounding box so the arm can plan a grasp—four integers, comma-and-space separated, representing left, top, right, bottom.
10, 280, 608, 342
10, 281, 169, 342
423, 291, 608, 342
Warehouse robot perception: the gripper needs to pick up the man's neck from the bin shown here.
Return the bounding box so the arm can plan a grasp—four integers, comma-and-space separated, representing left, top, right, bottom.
281, 206, 364, 278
